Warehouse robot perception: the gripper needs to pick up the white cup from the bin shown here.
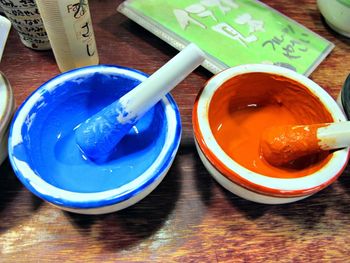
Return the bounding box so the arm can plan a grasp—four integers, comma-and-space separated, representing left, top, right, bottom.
0, 0, 50, 50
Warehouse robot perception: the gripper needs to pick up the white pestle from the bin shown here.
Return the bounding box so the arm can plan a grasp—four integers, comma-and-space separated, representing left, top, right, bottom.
75, 43, 206, 161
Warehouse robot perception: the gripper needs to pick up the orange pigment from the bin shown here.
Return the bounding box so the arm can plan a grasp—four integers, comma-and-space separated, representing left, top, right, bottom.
208, 73, 333, 178
261, 123, 328, 166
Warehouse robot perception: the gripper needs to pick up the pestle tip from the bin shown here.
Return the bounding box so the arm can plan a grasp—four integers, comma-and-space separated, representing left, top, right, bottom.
260, 124, 322, 166
75, 43, 205, 161
75, 101, 135, 161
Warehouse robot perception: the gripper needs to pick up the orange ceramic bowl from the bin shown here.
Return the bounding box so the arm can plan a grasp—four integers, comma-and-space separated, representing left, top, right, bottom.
193, 65, 350, 204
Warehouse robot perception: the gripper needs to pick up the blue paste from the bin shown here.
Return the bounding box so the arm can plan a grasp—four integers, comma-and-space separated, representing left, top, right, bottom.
75, 98, 138, 162
12, 68, 169, 193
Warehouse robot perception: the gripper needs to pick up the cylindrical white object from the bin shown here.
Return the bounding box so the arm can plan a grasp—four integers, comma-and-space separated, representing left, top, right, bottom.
35, 0, 99, 72
119, 43, 206, 123
318, 121, 350, 150
75, 43, 205, 161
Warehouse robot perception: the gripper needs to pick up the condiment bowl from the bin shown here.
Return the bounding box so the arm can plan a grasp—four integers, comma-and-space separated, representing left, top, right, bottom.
193, 64, 349, 204
0, 72, 15, 165
317, 0, 350, 38
8, 65, 181, 214
338, 74, 350, 119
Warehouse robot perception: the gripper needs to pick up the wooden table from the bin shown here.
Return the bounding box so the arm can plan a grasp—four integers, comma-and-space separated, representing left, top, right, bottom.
1, 0, 350, 261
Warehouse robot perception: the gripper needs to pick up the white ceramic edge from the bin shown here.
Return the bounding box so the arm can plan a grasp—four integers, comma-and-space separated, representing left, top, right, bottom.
195, 140, 308, 204
0, 73, 9, 125
10, 66, 179, 204
325, 19, 350, 38
0, 73, 15, 165
0, 15, 11, 62
53, 155, 175, 214
0, 104, 15, 164
196, 64, 349, 192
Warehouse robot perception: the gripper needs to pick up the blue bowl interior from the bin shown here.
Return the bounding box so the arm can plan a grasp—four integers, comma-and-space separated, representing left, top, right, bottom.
11, 67, 169, 193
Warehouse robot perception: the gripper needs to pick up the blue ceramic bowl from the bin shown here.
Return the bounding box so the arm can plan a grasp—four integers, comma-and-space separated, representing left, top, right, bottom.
8, 65, 181, 214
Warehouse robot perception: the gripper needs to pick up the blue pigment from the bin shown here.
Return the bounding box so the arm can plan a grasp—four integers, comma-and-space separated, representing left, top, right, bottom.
13, 71, 168, 193
75, 99, 138, 162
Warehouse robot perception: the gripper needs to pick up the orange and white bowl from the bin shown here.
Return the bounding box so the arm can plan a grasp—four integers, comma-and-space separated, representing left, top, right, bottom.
193, 64, 350, 204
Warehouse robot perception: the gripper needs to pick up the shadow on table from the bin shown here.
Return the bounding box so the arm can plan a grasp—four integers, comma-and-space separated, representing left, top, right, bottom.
189, 145, 216, 208
0, 159, 22, 214
334, 163, 350, 213
191, 135, 350, 231
0, 159, 42, 232
99, 13, 177, 60
217, 168, 350, 231
65, 152, 182, 251
338, 162, 350, 190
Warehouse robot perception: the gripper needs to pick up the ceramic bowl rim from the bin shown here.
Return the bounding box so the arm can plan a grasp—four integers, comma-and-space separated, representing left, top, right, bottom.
193, 64, 349, 197
340, 74, 350, 119
317, 0, 350, 37
195, 140, 309, 204
8, 64, 182, 209
0, 71, 14, 135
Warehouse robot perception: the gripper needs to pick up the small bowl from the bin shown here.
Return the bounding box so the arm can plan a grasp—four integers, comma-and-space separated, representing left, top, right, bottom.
317, 0, 350, 37
8, 65, 181, 214
0, 72, 15, 165
193, 64, 349, 204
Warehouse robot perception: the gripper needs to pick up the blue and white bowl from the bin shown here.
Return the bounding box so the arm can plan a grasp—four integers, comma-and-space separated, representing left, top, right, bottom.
8, 65, 181, 214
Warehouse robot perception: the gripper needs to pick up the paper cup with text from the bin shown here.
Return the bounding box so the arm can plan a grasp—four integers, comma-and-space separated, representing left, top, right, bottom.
0, 0, 50, 50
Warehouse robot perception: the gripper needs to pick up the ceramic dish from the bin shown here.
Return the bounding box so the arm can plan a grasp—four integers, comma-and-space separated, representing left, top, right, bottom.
0, 72, 15, 165
8, 65, 182, 214
338, 74, 350, 119
193, 64, 349, 204
317, 0, 350, 38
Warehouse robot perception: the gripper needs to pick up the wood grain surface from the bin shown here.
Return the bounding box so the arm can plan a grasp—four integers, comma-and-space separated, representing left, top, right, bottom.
1, 0, 350, 262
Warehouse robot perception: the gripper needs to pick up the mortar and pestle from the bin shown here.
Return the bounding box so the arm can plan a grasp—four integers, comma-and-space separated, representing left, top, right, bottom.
193, 65, 350, 204
8, 43, 205, 214
75, 44, 205, 162
261, 74, 350, 166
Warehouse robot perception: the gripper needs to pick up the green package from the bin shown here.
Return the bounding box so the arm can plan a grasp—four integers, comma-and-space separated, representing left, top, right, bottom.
118, 0, 334, 76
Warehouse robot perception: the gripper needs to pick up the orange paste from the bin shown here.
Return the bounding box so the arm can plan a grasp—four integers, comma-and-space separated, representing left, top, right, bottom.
208, 72, 333, 178
261, 123, 328, 167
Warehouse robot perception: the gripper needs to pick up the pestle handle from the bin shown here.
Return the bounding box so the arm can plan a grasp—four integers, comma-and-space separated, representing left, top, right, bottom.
75, 43, 206, 161
317, 121, 350, 150
260, 121, 350, 166
119, 43, 206, 121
